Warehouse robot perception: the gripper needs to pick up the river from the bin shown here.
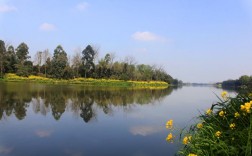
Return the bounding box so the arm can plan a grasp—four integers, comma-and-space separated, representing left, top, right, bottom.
0, 82, 237, 156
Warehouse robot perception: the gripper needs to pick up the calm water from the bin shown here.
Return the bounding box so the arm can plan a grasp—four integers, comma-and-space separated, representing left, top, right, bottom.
0, 82, 236, 156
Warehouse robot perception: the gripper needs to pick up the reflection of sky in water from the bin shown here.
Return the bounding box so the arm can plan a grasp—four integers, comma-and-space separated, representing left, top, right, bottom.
35, 129, 53, 138
0, 145, 13, 155
0, 84, 237, 156
130, 125, 163, 136
64, 149, 83, 156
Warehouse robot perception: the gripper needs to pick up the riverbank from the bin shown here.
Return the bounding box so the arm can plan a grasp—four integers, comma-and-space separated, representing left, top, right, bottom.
1, 73, 168, 87
173, 92, 252, 156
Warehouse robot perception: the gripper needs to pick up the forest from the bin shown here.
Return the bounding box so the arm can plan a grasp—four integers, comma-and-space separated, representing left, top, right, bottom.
0, 40, 179, 84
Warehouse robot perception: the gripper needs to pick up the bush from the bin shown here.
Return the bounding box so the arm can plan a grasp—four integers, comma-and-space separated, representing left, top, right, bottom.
166, 92, 252, 156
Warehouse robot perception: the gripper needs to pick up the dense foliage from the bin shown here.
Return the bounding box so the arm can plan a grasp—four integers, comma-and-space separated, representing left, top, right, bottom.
0, 40, 178, 84
220, 75, 252, 88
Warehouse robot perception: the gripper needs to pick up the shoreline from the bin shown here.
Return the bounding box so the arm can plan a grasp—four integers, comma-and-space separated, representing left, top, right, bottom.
1, 73, 169, 88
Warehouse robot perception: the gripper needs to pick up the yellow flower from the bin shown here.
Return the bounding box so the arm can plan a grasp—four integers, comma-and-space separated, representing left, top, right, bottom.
244, 102, 251, 113
240, 105, 246, 111
166, 119, 173, 129
188, 154, 197, 156
197, 123, 203, 129
183, 136, 189, 145
221, 91, 228, 99
245, 102, 251, 108
240, 102, 252, 113
234, 112, 240, 118
230, 123, 235, 129
166, 133, 173, 142
219, 110, 225, 117
215, 131, 221, 138
206, 109, 212, 115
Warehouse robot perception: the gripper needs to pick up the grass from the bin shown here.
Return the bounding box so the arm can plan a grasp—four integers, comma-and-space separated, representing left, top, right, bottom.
2, 73, 169, 88
165, 91, 252, 156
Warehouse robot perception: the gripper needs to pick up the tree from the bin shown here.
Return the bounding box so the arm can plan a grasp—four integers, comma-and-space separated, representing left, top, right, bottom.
51, 45, 68, 79
110, 61, 123, 79
4, 45, 17, 73
136, 64, 153, 81
239, 75, 250, 86
108, 52, 116, 68
81, 45, 96, 78
24, 60, 33, 74
63, 66, 74, 79
16, 42, 30, 63
104, 53, 111, 65
15, 42, 31, 76
96, 53, 114, 78
42, 49, 50, 76
0, 40, 6, 77
91, 44, 100, 64
44, 57, 52, 76
71, 49, 82, 77
34, 51, 43, 74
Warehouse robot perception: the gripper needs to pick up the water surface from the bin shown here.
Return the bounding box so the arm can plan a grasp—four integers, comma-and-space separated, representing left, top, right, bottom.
0, 82, 236, 156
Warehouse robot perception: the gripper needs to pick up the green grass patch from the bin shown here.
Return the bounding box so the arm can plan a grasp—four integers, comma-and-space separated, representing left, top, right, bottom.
3, 73, 168, 88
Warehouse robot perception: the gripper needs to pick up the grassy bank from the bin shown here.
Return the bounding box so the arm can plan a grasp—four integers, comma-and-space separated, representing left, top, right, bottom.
166, 92, 252, 156
2, 73, 168, 87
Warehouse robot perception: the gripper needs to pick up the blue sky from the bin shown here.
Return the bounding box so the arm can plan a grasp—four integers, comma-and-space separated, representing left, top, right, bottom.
0, 0, 252, 83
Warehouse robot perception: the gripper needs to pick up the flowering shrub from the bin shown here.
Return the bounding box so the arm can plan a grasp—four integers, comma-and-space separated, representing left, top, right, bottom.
166, 91, 252, 156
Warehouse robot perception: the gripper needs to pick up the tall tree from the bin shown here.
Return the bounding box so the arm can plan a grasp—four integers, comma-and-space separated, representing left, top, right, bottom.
15, 42, 30, 76
81, 45, 95, 78
0, 40, 6, 77
16, 42, 30, 63
44, 57, 52, 76
71, 50, 82, 77
51, 45, 68, 79
97, 53, 115, 78
34, 51, 43, 74
4, 45, 17, 73
42, 49, 50, 76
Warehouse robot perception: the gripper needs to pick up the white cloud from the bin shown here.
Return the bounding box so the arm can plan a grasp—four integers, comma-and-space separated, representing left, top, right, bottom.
0, 4, 17, 13
132, 31, 166, 42
76, 2, 89, 11
130, 125, 163, 136
39, 23, 56, 31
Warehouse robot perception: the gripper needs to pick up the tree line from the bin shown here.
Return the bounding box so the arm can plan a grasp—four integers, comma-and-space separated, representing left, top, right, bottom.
219, 75, 252, 88
0, 40, 179, 84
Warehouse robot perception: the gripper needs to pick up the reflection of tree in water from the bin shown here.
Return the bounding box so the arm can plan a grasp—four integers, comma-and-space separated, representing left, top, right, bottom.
14, 101, 28, 120
0, 83, 174, 122
0, 83, 32, 120
80, 96, 94, 123
50, 93, 66, 120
